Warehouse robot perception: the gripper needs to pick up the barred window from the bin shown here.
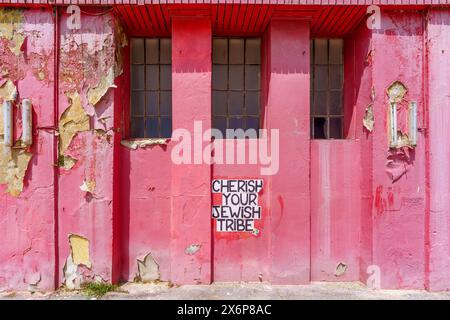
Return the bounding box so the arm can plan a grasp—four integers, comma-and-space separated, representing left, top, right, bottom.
310, 39, 344, 139
130, 38, 172, 138
212, 38, 261, 136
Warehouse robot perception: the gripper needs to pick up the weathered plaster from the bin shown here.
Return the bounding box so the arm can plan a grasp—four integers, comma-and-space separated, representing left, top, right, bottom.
58, 91, 90, 156
136, 253, 160, 283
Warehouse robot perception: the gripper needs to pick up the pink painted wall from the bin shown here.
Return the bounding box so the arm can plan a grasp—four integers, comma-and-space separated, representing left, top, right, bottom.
427, 8, 450, 292
119, 144, 173, 282
1, 6, 450, 292
370, 11, 427, 289
212, 146, 270, 282
311, 140, 361, 282
170, 16, 212, 284
0, 9, 56, 291
343, 21, 374, 284
57, 10, 120, 284
265, 19, 311, 283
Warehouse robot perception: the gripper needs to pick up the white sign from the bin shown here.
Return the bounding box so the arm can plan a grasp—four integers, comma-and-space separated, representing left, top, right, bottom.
212, 179, 263, 233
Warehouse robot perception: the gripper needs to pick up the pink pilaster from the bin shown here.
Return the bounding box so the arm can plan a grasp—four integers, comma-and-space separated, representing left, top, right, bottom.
170, 16, 212, 284
427, 8, 450, 292
266, 19, 311, 284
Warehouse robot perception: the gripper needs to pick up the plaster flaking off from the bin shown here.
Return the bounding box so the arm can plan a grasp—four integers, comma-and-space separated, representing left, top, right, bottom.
68, 234, 91, 268
59, 91, 90, 155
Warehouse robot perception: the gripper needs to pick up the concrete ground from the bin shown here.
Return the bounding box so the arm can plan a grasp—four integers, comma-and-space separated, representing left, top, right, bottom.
1, 282, 450, 300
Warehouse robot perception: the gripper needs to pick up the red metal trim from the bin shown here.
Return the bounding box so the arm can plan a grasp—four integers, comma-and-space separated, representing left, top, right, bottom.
0, 0, 448, 4
53, 5, 60, 291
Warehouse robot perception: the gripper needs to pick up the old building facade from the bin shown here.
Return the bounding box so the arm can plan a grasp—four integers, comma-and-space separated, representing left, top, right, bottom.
0, 1, 449, 292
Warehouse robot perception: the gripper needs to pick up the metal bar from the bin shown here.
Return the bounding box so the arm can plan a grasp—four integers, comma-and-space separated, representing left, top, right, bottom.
3, 101, 13, 147
22, 99, 33, 146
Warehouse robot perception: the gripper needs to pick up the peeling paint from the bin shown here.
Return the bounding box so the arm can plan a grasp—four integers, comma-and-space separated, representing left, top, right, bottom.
0, 79, 18, 102
335, 262, 347, 277
363, 104, 374, 132
0, 80, 18, 136
0, 146, 32, 196
59, 155, 77, 170
63, 254, 82, 290
0, 9, 25, 56
185, 244, 201, 255
387, 81, 408, 103
136, 253, 160, 283
385, 149, 412, 182
58, 91, 90, 155
121, 138, 169, 150
80, 178, 95, 194
113, 19, 127, 77
68, 234, 91, 268
87, 67, 116, 106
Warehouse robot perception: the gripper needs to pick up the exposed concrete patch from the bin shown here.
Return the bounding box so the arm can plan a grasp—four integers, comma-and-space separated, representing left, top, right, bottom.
121, 138, 169, 150
64, 234, 93, 290
24, 272, 41, 292
58, 91, 90, 155
185, 244, 201, 255
5, 282, 450, 300
63, 254, 82, 290
136, 253, 160, 283
335, 262, 348, 277
363, 104, 374, 132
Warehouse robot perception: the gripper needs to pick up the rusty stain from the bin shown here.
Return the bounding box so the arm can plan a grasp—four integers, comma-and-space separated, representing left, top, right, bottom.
58, 91, 90, 156
363, 104, 374, 132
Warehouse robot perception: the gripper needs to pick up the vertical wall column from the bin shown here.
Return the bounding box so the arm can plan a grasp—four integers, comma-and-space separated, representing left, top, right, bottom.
427, 9, 450, 292
266, 19, 311, 284
57, 11, 123, 287
170, 16, 212, 284
370, 12, 426, 289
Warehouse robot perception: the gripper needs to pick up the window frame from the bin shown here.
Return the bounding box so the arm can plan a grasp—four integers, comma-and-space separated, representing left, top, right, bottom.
129, 37, 173, 139
310, 38, 344, 140
212, 37, 262, 138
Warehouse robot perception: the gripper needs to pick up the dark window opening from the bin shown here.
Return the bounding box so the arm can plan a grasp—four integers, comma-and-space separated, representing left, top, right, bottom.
212, 38, 261, 137
310, 39, 344, 139
130, 38, 172, 138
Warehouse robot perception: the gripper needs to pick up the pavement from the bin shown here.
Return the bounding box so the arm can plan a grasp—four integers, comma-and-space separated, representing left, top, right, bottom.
1, 282, 450, 300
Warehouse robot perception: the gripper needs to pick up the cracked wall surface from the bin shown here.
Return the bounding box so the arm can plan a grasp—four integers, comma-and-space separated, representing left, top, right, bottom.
0, 8, 55, 291
57, 9, 125, 287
